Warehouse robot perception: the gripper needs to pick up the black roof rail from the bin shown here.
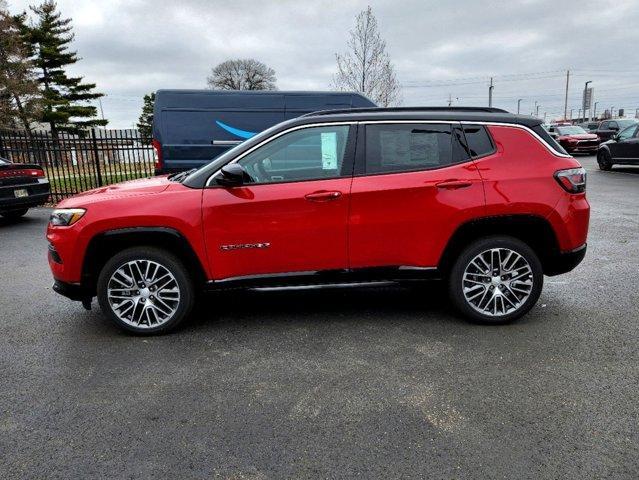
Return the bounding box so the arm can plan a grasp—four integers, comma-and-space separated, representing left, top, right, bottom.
302, 106, 510, 117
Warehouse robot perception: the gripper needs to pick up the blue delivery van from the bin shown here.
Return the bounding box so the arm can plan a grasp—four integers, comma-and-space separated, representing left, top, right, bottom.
152, 90, 376, 173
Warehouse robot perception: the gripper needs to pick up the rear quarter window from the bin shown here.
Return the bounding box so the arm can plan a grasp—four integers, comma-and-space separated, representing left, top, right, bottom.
462, 125, 495, 158
531, 125, 568, 155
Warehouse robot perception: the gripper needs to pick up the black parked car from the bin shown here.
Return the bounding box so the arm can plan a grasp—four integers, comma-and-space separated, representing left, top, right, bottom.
595, 118, 639, 142
597, 124, 639, 170
578, 121, 600, 133
0, 156, 50, 219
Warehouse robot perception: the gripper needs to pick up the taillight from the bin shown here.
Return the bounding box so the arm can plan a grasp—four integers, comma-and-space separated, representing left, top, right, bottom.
152, 139, 163, 172
555, 167, 586, 193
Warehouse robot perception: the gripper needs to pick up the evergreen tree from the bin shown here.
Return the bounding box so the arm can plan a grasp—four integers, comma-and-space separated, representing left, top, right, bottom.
0, 5, 42, 132
21, 1, 106, 134
136, 92, 155, 141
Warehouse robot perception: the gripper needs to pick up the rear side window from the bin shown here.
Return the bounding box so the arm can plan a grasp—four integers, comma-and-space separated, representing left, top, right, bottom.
364, 123, 453, 174
462, 125, 495, 157
531, 125, 568, 155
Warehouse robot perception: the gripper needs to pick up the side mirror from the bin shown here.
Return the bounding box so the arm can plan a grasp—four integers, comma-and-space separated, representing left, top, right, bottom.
216, 163, 249, 186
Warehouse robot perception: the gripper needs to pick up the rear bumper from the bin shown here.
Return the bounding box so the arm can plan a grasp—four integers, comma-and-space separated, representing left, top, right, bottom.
0, 191, 49, 210
545, 243, 587, 276
52, 279, 92, 301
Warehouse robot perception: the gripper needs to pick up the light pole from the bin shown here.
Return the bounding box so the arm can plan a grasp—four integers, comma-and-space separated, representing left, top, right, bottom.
517, 98, 523, 114
593, 102, 599, 120
611, 106, 615, 118
582, 81, 591, 122
535, 103, 541, 117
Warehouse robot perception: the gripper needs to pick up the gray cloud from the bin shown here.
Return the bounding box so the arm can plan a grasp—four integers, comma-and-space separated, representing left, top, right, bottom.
7, 0, 639, 127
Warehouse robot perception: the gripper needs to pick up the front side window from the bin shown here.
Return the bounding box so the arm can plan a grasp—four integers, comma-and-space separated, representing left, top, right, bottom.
237, 125, 351, 184
364, 123, 454, 174
617, 125, 637, 141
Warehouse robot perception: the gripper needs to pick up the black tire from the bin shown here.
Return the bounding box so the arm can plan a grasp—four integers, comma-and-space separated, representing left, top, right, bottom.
448, 236, 543, 325
97, 246, 194, 334
597, 150, 612, 171
1, 208, 28, 219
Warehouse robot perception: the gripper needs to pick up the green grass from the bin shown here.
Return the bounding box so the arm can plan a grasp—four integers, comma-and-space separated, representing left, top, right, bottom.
47, 168, 153, 197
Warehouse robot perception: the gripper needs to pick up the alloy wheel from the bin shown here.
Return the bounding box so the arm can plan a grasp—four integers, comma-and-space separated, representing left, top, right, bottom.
106, 259, 181, 328
462, 248, 534, 317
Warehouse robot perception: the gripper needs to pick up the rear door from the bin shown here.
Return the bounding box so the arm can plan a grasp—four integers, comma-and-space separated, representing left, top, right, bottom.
348, 122, 485, 269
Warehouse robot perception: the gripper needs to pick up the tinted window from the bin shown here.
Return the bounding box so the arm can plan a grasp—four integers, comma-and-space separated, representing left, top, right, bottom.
365, 123, 453, 174
531, 125, 568, 155
238, 125, 351, 184
609, 121, 618, 129
463, 125, 494, 157
557, 126, 587, 135
599, 121, 609, 129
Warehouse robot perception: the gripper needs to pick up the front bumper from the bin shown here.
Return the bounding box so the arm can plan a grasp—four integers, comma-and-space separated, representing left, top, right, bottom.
545, 243, 587, 276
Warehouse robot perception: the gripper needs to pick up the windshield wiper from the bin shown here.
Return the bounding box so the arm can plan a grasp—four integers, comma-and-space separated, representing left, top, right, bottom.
169, 168, 197, 183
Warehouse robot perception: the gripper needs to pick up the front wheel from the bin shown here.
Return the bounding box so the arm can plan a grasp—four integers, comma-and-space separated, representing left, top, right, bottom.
97, 246, 194, 334
448, 236, 543, 324
597, 150, 613, 171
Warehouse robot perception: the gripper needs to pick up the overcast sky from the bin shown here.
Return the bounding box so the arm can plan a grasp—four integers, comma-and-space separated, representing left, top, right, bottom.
7, 0, 639, 128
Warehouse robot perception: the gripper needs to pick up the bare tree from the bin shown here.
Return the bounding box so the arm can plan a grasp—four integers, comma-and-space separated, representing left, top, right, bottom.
332, 6, 401, 107
0, 3, 42, 132
207, 59, 277, 91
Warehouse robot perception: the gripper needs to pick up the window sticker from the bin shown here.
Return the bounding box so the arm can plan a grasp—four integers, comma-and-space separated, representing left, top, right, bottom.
321, 132, 338, 170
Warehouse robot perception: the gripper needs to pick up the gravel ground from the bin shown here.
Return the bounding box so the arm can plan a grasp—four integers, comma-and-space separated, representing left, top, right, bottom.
0, 155, 637, 479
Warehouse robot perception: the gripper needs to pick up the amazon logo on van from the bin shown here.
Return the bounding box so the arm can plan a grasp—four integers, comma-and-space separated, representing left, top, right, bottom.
215, 120, 257, 140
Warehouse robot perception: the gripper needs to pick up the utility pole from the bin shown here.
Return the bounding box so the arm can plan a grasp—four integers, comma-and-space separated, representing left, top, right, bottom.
517, 98, 523, 114
488, 77, 493, 107
611, 106, 615, 118
564, 69, 570, 121
536, 104, 541, 117
582, 80, 592, 123
570, 108, 573, 120
593, 102, 599, 120
448, 93, 452, 107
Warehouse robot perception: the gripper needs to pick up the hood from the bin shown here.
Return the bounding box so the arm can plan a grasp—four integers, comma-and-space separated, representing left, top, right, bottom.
57, 175, 172, 207
560, 133, 599, 140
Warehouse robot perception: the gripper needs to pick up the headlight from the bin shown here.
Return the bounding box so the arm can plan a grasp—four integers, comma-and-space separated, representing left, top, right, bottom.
49, 208, 86, 226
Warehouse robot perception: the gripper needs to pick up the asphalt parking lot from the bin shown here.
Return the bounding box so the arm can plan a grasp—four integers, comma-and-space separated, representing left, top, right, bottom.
1, 155, 638, 479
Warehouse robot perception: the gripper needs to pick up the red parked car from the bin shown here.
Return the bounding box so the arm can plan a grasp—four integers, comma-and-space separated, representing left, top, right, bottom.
47, 107, 589, 334
548, 125, 600, 154
0, 156, 50, 219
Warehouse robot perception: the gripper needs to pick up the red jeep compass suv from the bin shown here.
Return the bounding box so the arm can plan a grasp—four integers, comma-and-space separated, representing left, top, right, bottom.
47, 107, 589, 334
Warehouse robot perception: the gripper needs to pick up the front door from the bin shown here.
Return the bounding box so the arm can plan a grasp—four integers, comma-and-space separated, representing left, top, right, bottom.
348, 122, 485, 269
202, 123, 355, 280
610, 125, 639, 161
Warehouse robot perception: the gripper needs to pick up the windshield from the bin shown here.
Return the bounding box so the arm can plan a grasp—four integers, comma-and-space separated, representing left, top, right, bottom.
617, 119, 638, 129
556, 126, 587, 135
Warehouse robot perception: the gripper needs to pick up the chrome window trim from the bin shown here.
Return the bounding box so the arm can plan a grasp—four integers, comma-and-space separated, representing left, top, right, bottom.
205, 121, 356, 186
460, 121, 572, 158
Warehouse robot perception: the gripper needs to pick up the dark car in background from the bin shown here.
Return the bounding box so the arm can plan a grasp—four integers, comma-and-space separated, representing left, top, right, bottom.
597, 123, 639, 170
152, 90, 376, 174
578, 121, 600, 133
547, 125, 600, 154
0, 157, 50, 219
595, 118, 639, 142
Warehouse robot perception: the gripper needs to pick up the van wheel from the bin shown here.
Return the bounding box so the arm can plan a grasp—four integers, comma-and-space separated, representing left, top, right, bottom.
597, 150, 612, 171
448, 236, 543, 324
97, 246, 194, 334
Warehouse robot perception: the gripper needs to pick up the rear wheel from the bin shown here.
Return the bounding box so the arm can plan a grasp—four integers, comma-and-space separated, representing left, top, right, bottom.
1, 208, 28, 219
97, 246, 194, 334
597, 150, 612, 171
448, 236, 543, 324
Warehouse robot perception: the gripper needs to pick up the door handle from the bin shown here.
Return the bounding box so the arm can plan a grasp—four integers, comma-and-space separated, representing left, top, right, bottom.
436, 180, 472, 190
304, 190, 342, 202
